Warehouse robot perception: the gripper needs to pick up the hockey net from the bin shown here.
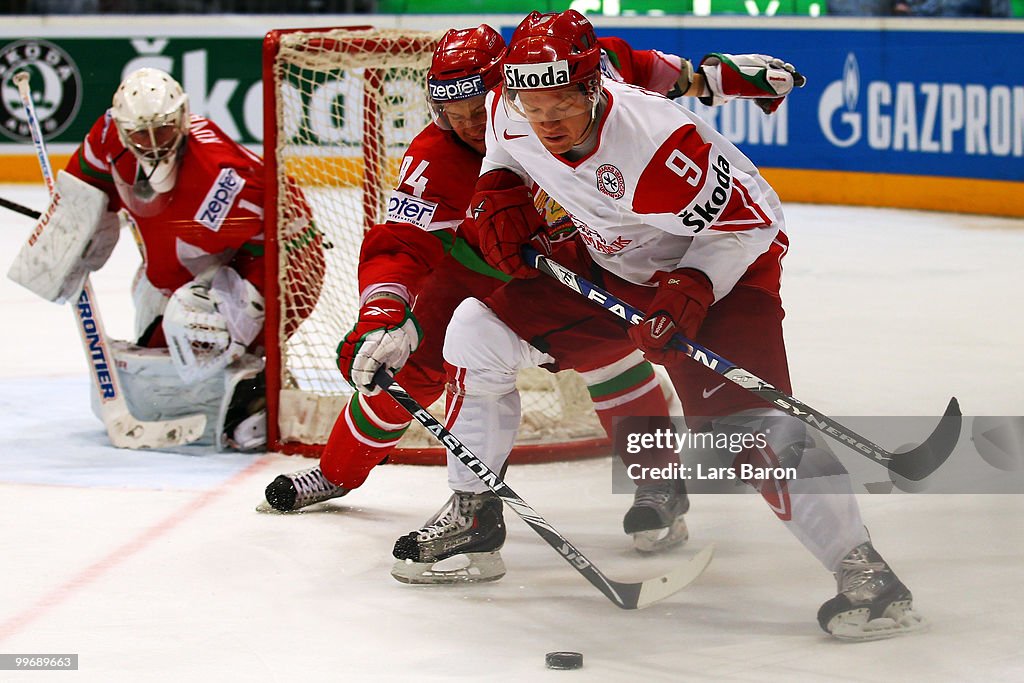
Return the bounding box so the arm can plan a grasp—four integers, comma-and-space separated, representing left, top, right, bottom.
262, 26, 608, 463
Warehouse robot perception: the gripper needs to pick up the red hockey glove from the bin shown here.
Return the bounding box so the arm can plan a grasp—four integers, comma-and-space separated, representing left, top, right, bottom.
472, 169, 547, 279
698, 53, 806, 115
628, 268, 715, 367
338, 295, 422, 395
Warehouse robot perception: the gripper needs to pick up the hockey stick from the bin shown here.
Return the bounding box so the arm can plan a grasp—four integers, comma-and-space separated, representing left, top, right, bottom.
0, 196, 40, 220
373, 368, 713, 609
13, 71, 205, 449
522, 245, 961, 482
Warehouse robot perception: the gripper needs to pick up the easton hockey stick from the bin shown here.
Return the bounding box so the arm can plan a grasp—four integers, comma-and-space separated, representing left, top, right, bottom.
373, 368, 714, 609
12, 71, 205, 449
522, 245, 961, 482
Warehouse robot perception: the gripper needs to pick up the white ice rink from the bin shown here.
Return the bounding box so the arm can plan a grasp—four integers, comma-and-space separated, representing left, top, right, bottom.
1, 183, 1022, 682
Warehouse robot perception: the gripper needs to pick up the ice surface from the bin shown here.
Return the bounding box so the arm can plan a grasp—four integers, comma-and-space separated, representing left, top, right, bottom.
1, 184, 1022, 681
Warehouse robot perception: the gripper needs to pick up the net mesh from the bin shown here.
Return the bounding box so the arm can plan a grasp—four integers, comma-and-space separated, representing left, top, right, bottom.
266, 27, 604, 451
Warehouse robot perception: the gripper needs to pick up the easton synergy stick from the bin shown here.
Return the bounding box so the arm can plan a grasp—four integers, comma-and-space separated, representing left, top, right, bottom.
12, 71, 206, 449
373, 368, 714, 610
522, 245, 961, 482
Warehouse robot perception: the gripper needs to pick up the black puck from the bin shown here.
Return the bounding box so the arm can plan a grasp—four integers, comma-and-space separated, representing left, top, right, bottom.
545, 651, 583, 670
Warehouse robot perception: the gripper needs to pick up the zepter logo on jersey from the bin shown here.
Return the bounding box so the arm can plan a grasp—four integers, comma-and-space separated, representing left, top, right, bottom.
196, 168, 246, 232
387, 189, 438, 230
503, 60, 571, 90
0, 40, 83, 142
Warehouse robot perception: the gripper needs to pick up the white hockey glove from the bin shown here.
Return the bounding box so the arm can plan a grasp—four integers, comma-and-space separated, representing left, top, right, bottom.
337, 294, 422, 395
698, 53, 806, 114
7, 170, 120, 303
163, 266, 265, 384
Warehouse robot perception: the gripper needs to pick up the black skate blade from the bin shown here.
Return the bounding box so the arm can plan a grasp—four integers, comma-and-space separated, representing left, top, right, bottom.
887, 397, 962, 482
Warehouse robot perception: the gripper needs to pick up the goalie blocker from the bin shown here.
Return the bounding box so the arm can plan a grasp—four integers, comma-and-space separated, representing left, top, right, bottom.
8, 170, 120, 303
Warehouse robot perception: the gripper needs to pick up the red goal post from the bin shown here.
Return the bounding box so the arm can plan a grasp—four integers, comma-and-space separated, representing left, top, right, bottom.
262, 25, 610, 464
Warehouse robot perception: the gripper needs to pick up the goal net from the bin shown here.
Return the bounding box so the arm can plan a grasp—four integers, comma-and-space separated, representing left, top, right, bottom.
262, 26, 608, 463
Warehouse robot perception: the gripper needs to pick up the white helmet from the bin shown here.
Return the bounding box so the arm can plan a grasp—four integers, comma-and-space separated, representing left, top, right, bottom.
111, 68, 189, 195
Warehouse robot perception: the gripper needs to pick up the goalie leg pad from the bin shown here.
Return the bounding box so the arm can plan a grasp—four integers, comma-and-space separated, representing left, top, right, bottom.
92, 341, 224, 445
91, 342, 265, 450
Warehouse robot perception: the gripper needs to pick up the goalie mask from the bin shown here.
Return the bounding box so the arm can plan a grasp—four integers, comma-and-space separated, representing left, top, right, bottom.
426, 25, 505, 150
501, 10, 602, 125
111, 68, 189, 202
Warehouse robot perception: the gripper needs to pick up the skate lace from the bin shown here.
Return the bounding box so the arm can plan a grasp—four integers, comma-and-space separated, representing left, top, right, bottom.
836, 546, 889, 593
416, 496, 473, 542
633, 482, 675, 508
293, 468, 339, 500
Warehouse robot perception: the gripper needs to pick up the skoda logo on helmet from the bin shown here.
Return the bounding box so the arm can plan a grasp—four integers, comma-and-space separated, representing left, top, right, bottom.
503, 60, 571, 90
0, 39, 82, 142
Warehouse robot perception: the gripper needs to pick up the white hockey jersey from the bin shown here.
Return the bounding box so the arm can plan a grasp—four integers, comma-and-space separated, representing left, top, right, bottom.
482, 78, 787, 300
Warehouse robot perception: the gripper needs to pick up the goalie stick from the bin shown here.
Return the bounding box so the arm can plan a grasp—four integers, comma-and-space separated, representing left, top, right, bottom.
522, 245, 961, 482
12, 71, 205, 449
373, 368, 714, 609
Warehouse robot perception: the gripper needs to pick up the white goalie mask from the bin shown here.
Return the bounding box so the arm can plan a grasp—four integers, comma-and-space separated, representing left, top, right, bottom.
111, 68, 189, 198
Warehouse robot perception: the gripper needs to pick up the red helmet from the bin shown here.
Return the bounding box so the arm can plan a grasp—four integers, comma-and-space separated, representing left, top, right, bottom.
501, 11, 602, 123
427, 25, 505, 130
503, 10, 601, 92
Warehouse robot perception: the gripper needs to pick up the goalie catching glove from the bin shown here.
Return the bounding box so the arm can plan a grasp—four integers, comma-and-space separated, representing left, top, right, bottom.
338, 294, 422, 395
628, 268, 715, 367
473, 169, 550, 279
699, 53, 806, 115
164, 266, 265, 384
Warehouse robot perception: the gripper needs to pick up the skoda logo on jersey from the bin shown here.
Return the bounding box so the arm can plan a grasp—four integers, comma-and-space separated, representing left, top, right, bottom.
818, 53, 862, 148
0, 40, 83, 142
503, 60, 570, 90
596, 164, 625, 200
429, 74, 486, 102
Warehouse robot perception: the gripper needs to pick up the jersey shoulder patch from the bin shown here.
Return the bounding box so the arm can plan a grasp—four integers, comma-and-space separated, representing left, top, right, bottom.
194, 167, 246, 232
386, 189, 438, 229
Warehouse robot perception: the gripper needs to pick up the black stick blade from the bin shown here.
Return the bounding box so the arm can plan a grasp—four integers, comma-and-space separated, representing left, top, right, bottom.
888, 397, 962, 481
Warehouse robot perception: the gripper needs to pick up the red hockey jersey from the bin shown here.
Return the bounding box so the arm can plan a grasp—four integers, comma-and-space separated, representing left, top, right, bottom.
66, 112, 266, 295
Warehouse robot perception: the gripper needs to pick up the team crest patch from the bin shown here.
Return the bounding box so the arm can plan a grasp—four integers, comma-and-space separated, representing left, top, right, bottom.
0, 39, 83, 142
596, 164, 625, 199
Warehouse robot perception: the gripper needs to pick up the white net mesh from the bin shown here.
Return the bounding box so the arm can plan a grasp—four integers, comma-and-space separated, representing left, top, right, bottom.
266, 27, 604, 452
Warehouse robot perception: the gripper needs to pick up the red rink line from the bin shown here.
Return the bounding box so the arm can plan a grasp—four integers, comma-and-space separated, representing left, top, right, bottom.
0, 456, 273, 644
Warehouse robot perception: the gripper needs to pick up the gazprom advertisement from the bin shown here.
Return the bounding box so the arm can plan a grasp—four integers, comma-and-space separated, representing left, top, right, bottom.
613, 25, 1023, 183
0, 18, 1021, 211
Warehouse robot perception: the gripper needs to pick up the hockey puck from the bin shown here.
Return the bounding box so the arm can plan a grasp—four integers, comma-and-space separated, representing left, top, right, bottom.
545, 651, 583, 670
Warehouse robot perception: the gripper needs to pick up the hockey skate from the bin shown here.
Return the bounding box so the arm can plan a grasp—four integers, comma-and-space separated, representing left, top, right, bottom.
261, 466, 349, 513
817, 541, 927, 641
623, 479, 690, 553
391, 491, 506, 584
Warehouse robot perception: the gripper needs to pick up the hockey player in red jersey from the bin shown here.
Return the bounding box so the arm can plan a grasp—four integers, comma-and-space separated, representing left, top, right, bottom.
400, 10, 925, 640
263, 26, 709, 565
60, 68, 323, 449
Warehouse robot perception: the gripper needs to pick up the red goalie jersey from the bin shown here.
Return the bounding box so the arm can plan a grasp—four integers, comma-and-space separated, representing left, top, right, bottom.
66, 112, 266, 293
65, 111, 323, 342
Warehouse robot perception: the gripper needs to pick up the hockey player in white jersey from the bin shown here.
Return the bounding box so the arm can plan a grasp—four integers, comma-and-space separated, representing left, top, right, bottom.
398, 10, 925, 641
